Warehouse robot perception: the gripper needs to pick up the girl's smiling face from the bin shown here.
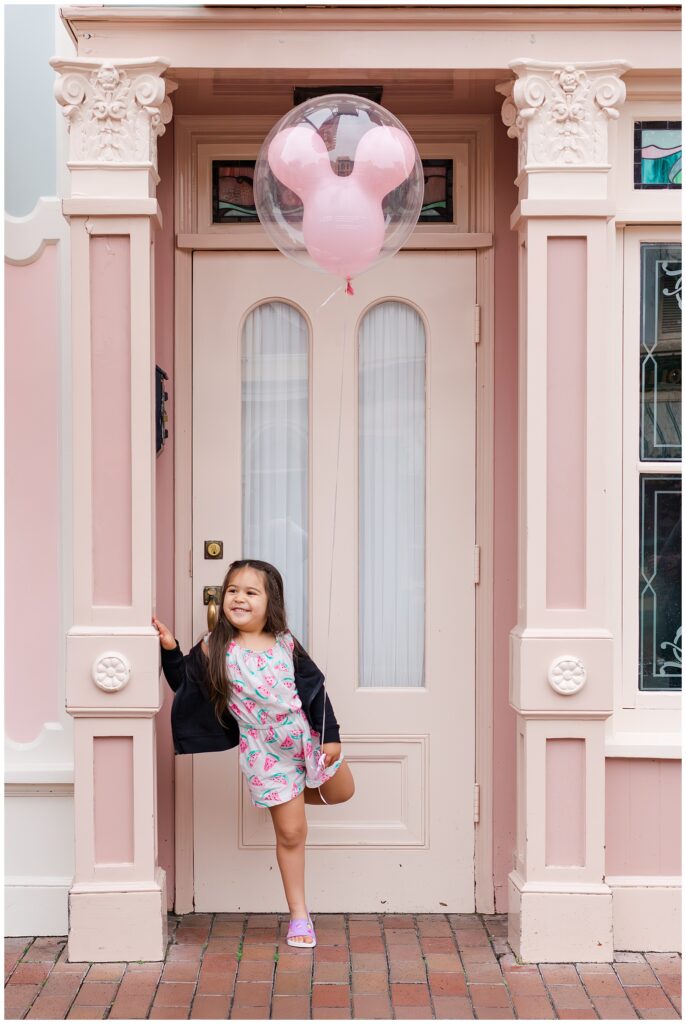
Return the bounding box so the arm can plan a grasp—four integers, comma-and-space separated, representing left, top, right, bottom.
223, 567, 268, 634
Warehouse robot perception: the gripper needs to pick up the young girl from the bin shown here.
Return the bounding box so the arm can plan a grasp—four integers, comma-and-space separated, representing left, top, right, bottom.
153, 558, 355, 948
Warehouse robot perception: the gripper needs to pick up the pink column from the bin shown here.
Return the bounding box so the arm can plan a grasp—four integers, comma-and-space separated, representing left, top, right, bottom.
497, 58, 629, 963
51, 56, 175, 962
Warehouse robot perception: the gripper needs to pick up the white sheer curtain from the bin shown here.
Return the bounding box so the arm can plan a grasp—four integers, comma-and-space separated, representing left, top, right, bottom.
359, 301, 426, 687
242, 301, 309, 645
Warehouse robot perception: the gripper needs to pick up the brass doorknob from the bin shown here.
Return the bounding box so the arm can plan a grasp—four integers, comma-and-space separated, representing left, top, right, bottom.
207, 597, 219, 631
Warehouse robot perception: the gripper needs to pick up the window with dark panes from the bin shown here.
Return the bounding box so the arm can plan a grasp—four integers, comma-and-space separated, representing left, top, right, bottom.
638, 244, 682, 691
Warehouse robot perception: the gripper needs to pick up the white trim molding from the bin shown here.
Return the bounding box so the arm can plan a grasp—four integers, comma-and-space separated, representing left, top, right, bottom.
5, 879, 72, 937
606, 876, 682, 953
5, 196, 67, 265
57, 7, 680, 74
605, 733, 681, 759
60, 7, 681, 32
5, 783, 74, 797
5, 790, 74, 937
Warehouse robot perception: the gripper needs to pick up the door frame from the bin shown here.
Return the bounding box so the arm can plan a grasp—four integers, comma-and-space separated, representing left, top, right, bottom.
171, 111, 496, 914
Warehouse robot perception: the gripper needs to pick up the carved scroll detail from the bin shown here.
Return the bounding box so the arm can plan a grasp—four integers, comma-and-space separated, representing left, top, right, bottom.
497, 59, 629, 173
51, 58, 175, 170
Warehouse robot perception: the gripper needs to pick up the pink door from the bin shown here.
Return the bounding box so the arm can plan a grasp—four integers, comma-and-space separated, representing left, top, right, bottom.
191, 250, 477, 911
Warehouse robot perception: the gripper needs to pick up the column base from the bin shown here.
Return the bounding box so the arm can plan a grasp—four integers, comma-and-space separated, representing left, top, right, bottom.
68, 866, 168, 962
508, 870, 613, 963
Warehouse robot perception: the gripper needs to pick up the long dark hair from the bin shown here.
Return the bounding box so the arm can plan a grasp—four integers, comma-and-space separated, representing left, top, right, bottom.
205, 559, 308, 729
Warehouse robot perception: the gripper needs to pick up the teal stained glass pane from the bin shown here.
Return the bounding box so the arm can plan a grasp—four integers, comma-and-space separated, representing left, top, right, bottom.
639, 475, 682, 691
634, 121, 681, 188
640, 244, 682, 461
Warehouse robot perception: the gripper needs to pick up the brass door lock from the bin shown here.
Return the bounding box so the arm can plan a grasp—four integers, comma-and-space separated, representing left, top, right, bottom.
204, 540, 223, 559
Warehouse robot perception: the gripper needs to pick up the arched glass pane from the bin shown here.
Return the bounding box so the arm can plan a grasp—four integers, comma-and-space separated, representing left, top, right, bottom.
242, 302, 308, 645
359, 301, 426, 687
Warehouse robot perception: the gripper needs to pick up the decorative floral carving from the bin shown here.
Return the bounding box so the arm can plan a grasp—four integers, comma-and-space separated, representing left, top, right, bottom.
659, 626, 682, 676
92, 652, 131, 693
660, 262, 683, 311
50, 58, 174, 170
547, 656, 588, 696
497, 59, 629, 173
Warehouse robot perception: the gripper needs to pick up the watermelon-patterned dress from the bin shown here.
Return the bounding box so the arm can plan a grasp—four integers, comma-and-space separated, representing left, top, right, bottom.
215, 629, 344, 808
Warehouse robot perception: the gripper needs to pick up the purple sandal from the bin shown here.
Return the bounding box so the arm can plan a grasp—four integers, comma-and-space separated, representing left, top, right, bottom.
286, 911, 316, 947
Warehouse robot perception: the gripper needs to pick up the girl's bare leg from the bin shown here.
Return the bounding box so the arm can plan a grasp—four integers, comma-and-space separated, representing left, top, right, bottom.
268, 792, 311, 943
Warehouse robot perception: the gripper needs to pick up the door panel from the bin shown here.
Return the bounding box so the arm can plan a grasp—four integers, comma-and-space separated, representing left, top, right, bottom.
192, 250, 476, 911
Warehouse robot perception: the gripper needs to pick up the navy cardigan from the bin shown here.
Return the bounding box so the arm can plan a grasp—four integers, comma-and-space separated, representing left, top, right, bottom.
160, 636, 340, 755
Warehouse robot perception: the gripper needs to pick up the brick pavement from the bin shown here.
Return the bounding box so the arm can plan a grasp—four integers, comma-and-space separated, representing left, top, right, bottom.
4, 913, 681, 1019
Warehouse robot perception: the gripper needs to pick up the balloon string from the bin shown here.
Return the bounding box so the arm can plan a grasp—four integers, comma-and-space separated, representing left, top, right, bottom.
320, 282, 344, 308
345, 277, 354, 295
320, 311, 348, 760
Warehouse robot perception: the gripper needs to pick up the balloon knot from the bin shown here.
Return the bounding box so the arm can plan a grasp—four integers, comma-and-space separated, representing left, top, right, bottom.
345, 277, 354, 296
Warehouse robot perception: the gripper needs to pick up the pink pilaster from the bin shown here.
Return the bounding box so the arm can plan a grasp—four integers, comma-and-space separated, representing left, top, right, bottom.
497, 58, 629, 962
50, 56, 175, 962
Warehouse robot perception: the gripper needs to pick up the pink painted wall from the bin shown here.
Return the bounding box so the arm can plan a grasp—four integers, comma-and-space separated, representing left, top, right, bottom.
5, 246, 61, 742
154, 125, 177, 910
492, 118, 519, 911
606, 758, 682, 876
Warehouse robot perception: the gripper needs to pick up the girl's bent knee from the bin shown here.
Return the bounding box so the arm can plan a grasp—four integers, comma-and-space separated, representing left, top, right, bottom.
275, 825, 307, 848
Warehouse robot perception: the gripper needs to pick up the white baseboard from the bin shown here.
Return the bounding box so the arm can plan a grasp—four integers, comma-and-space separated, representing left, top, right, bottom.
607, 876, 682, 952
5, 789, 74, 937
5, 880, 71, 936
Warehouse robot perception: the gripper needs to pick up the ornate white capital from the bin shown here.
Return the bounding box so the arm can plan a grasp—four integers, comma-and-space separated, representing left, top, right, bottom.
496, 59, 630, 174
50, 57, 175, 172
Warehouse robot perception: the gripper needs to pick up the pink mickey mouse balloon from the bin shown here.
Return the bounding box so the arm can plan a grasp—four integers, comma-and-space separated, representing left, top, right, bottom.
254, 94, 424, 287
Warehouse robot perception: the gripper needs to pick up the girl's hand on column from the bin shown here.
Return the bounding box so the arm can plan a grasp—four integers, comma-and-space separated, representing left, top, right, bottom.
320, 742, 341, 769
152, 616, 177, 651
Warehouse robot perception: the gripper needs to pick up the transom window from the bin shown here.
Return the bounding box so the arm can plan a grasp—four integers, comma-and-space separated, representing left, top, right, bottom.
212, 157, 455, 225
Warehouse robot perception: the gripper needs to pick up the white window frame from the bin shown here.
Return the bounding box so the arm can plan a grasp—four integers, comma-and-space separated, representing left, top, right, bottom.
621, 224, 682, 720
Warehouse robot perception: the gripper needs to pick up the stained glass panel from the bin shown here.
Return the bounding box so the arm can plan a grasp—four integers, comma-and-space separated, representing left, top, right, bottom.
213, 158, 454, 224
640, 243, 682, 461
639, 474, 682, 691
213, 161, 259, 223
634, 121, 682, 189
418, 159, 453, 223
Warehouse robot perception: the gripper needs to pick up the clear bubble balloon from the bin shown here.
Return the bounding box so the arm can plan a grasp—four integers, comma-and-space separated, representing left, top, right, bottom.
254, 94, 424, 285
